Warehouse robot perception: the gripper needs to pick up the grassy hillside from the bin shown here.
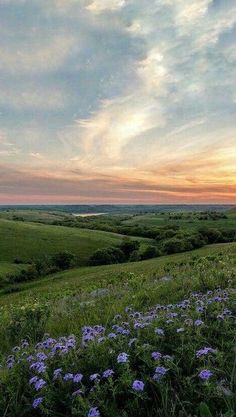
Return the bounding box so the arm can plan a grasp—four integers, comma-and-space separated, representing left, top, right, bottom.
1, 242, 235, 305
122, 210, 236, 231
0, 242, 235, 417
0, 209, 69, 223
0, 219, 151, 274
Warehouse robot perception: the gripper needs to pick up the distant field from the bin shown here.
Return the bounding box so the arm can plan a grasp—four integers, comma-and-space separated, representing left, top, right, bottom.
122, 211, 236, 231
0, 219, 152, 273
1, 242, 235, 306
0, 209, 69, 224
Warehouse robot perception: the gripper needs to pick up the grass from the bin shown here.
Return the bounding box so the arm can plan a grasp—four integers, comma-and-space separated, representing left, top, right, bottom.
0, 244, 235, 417
0, 209, 69, 223
0, 210, 235, 416
1, 242, 235, 305
0, 262, 28, 277
122, 211, 236, 232
0, 219, 151, 272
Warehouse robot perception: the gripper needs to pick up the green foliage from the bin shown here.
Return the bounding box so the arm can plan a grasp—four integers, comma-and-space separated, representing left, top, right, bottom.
52, 251, 76, 270
90, 247, 125, 266
5, 301, 50, 345
199, 403, 213, 417
140, 245, 160, 260
162, 238, 186, 254
120, 238, 140, 260
0, 265, 236, 417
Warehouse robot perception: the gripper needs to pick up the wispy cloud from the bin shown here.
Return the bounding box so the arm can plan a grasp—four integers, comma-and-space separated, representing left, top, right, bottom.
0, 0, 235, 203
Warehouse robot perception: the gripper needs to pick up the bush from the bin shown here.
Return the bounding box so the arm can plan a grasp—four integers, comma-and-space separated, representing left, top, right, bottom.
140, 245, 160, 260
52, 251, 76, 270
199, 228, 223, 244
120, 238, 140, 259
90, 247, 125, 266
162, 238, 186, 254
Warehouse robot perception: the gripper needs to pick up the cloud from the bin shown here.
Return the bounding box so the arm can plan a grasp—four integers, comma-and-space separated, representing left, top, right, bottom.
137, 48, 171, 96
72, 93, 165, 166
0, 0, 235, 203
86, 0, 127, 13
0, 34, 77, 75
0, 83, 68, 110
0, 130, 19, 157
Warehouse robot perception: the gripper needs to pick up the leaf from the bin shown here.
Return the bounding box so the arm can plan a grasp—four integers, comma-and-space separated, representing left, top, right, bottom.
199, 402, 213, 417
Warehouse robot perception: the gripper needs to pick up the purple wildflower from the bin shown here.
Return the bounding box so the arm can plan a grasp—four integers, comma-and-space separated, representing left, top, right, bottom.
32, 397, 43, 409
29, 376, 38, 385
153, 366, 168, 381
151, 352, 162, 360
87, 407, 100, 417
176, 328, 185, 333
132, 380, 145, 391
53, 368, 62, 380
63, 373, 74, 381
30, 362, 46, 373
36, 352, 47, 361
108, 333, 117, 339
73, 373, 83, 383
117, 352, 129, 364
155, 328, 164, 336
102, 369, 114, 378
194, 319, 204, 327
199, 369, 213, 381
35, 379, 46, 391
90, 373, 100, 382
196, 347, 216, 358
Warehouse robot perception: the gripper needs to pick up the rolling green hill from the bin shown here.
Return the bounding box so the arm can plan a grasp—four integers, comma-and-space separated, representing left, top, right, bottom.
0, 219, 151, 276
1, 241, 235, 306
122, 210, 236, 231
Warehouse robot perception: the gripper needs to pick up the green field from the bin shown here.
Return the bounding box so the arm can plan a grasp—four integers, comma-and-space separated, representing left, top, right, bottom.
0, 218, 152, 276
0, 209, 69, 223
121, 210, 236, 231
0, 207, 235, 417
0, 208, 235, 417
1, 241, 235, 306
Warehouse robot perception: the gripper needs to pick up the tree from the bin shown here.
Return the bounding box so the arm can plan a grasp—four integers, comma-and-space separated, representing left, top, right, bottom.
119, 238, 140, 259
140, 245, 159, 260
52, 251, 76, 270
90, 247, 125, 266
162, 238, 186, 254
199, 228, 223, 244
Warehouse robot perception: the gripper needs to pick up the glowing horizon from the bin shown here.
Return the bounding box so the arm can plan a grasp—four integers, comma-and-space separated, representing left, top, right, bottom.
0, 0, 235, 204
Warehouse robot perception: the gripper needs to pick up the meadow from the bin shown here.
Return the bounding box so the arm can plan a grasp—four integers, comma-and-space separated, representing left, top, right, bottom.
0, 218, 151, 279
0, 206, 235, 417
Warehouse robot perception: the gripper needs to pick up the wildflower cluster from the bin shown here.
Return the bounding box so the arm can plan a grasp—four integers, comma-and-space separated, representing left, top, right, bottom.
2, 286, 236, 417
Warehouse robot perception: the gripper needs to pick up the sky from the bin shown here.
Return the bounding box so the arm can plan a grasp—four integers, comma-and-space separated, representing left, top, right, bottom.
0, 0, 235, 204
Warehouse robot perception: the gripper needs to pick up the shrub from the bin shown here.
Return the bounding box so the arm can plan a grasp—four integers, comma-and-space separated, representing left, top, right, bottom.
119, 238, 140, 259
90, 247, 125, 266
199, 228, 223, 244
140, 245, 160, 260
162, 238, 186, 254
52, 251, 76, 270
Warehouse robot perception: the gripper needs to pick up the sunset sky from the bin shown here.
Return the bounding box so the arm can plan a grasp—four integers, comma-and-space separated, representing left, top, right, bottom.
0, 0, 235, 204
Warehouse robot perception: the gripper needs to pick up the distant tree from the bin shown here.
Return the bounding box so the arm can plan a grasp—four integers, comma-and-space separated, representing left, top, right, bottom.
119, 238, 140, 259
140, 245, 160, 260
199, 228, 223, 244
162, 238, 186, 254
52, 251, 76, 270
90, 247, 125, 266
